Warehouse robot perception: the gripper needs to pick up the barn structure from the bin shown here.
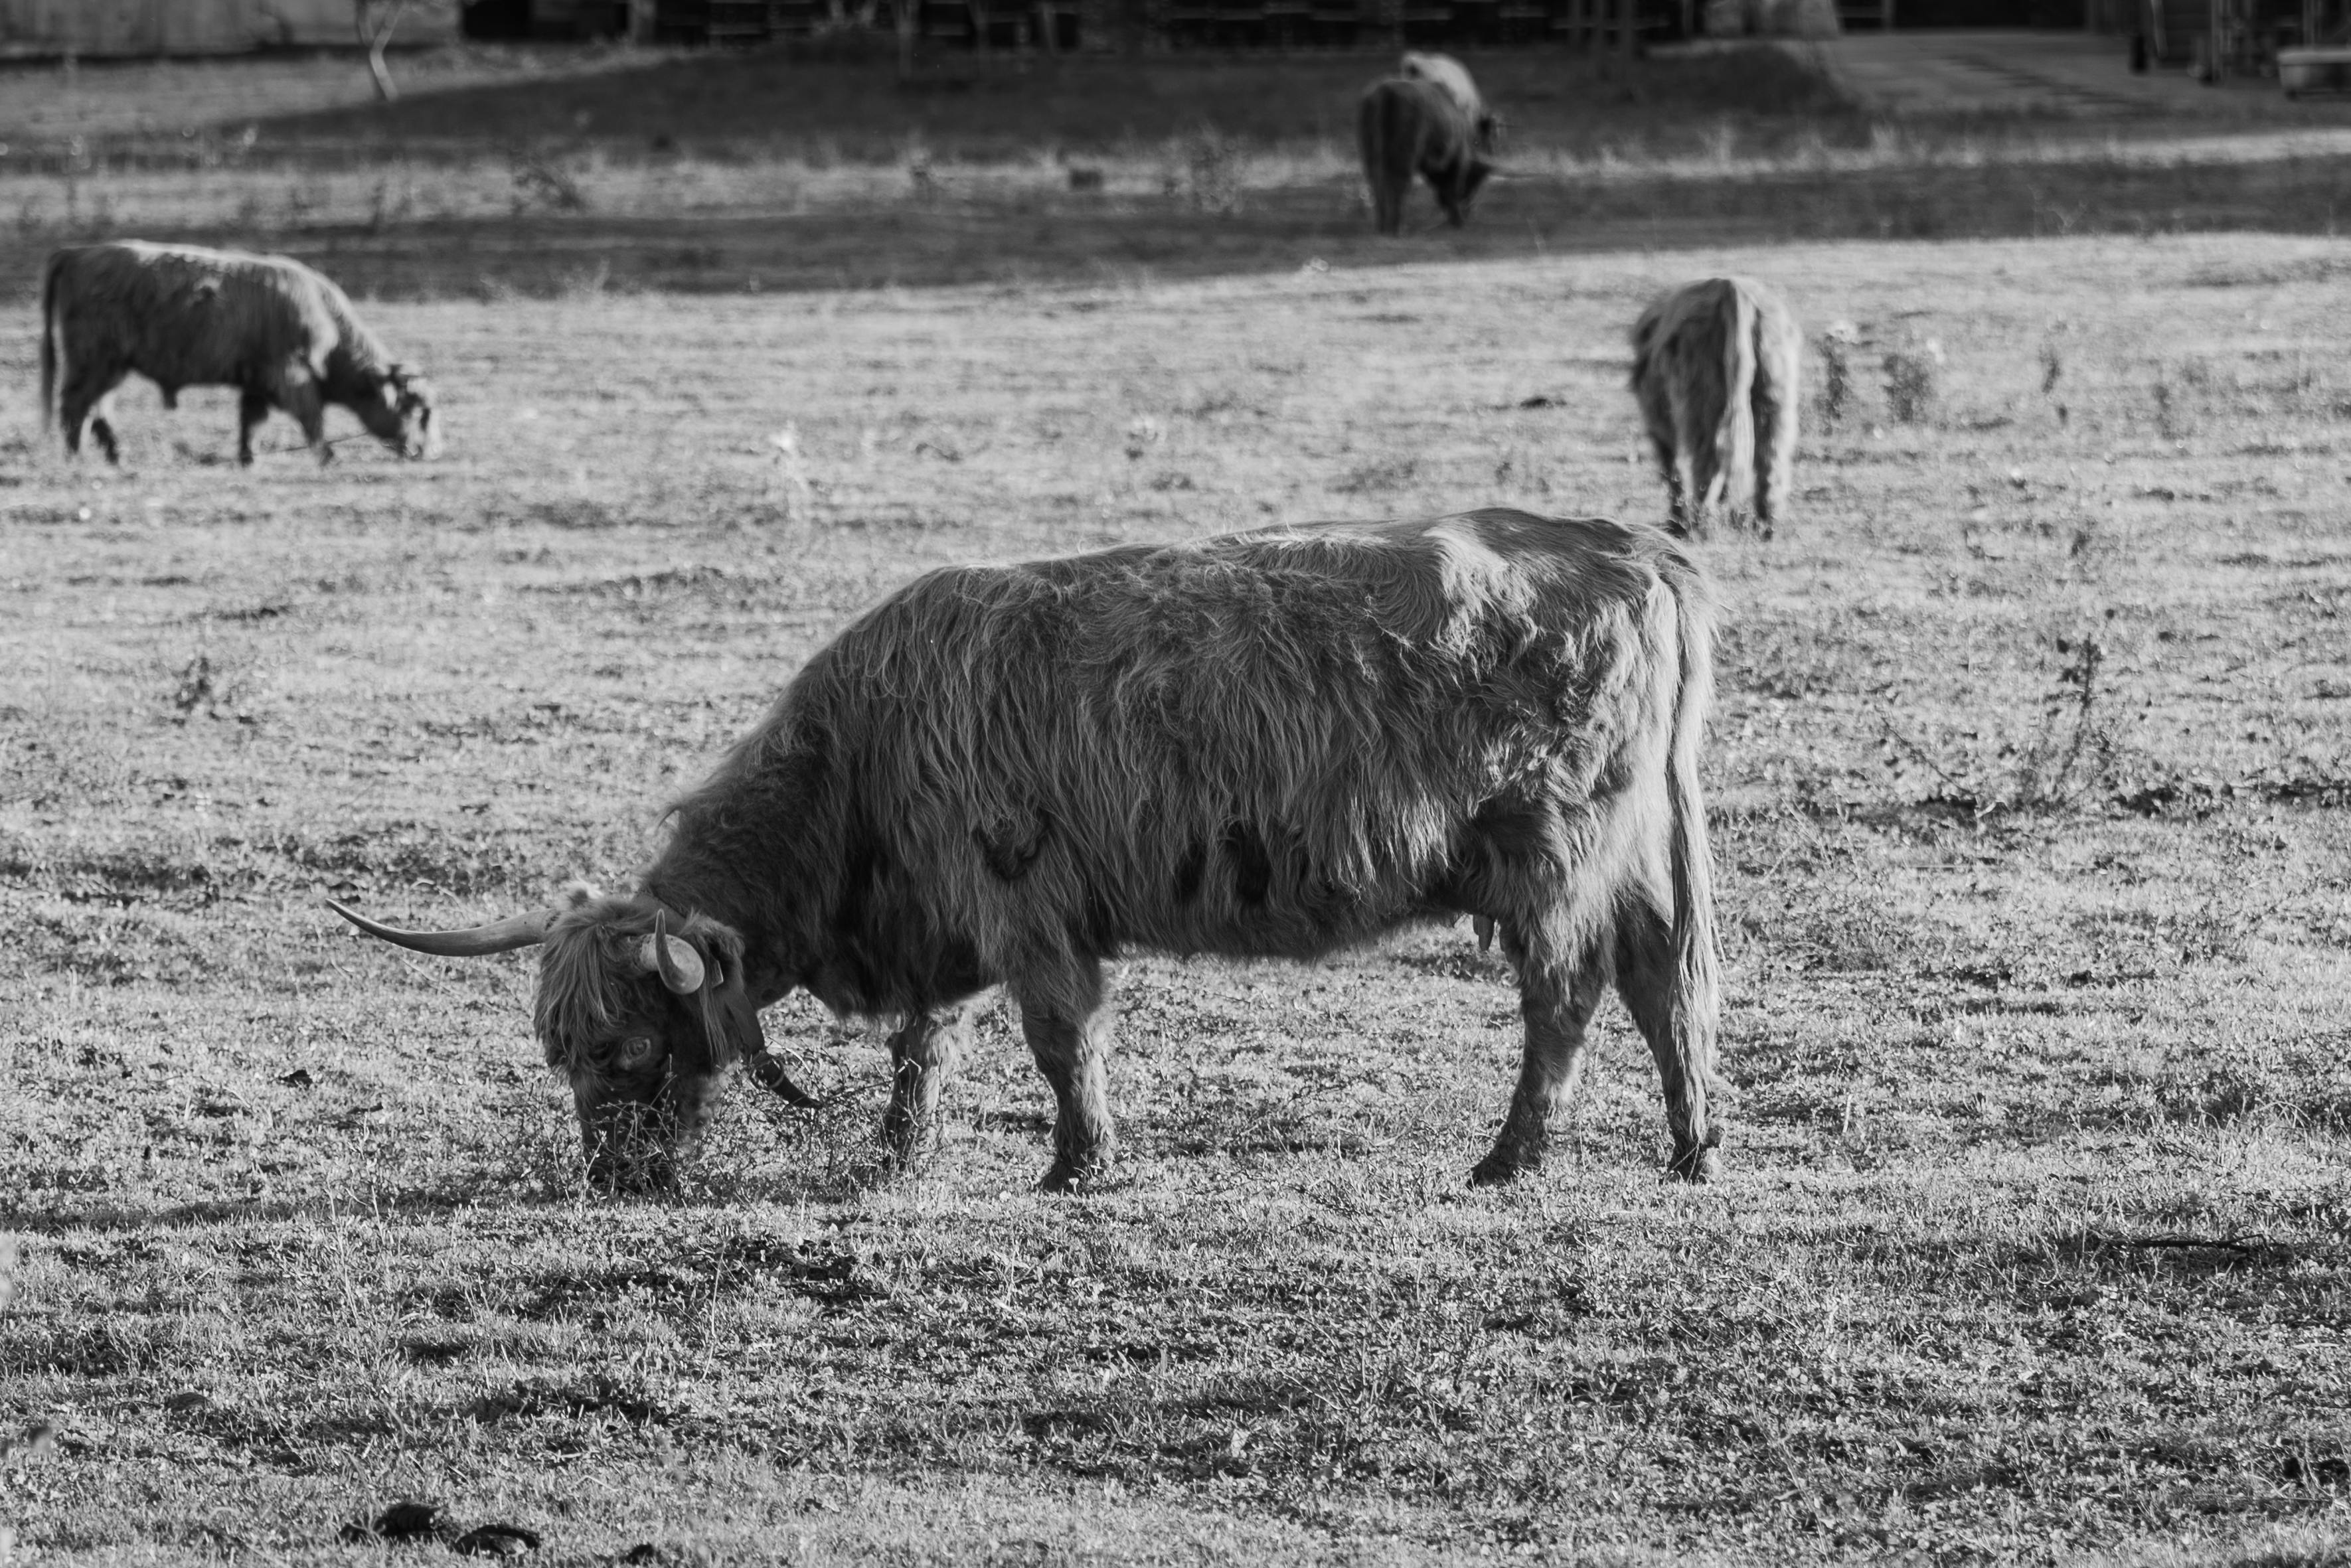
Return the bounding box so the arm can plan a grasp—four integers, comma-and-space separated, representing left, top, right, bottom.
635, 0, 2337, 47
1, 0, 2332, 80
0, 0, 460, 56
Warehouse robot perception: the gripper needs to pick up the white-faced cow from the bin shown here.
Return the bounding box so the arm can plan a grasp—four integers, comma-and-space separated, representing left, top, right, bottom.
332, 509, 1725, 1192
41, 241, 438, 467
1358, 76, 1494, 236
1399, 51, 1500, 153
1629, 275, 1801, 540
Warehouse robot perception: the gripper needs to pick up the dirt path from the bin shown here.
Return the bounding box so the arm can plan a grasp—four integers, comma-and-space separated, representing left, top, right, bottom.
1811, 27, 2339, 116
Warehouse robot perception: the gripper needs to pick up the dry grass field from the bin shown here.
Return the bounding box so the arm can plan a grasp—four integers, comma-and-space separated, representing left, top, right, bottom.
2, 41, 2350, 1568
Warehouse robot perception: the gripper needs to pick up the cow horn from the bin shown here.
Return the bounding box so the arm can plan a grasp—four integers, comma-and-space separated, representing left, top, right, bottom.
327, 898, 556, 957
747, 1052, 822, 1108
641, 909, 704, 994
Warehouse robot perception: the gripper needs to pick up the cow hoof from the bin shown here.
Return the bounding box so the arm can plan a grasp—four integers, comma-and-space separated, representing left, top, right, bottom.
1468, 1154, 1528, 1188
1038, 1158, 1106, 1194
1667, 1146, 1723, 1184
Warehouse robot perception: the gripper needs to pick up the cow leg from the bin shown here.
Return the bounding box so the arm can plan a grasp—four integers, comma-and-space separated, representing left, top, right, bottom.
1615, 899, 1724, 1182
60, 362, 127, 464
1651, 432, 1688, 534
1010, 956, 1113, 1191
1430, 163, 1471, 228
1671, 378, 1718, 540
236, 390, 272, 467
1472, 917, 1609, 1186
1453, 160, 1491, 225
879, 1004, 972, 1166
281, 377, 330, 465
88, 399, 121, 467
1751, 357, 1796, 541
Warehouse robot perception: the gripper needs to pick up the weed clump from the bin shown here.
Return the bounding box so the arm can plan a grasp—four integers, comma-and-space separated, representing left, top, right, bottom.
1819, 321, 1858, 426
1882, 338, 1942, 425
1877, 623, 2123, 817
510, 146, 590, 214
2013, 630, 2115, 809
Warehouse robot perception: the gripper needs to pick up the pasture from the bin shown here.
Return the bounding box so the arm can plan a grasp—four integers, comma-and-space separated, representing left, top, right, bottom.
3, 41, 2350, 1568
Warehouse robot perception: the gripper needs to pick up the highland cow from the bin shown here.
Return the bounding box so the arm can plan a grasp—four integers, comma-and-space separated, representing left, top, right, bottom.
1358, 76, 1494, 236
1399, 50, 1499, 153
332, 509, 1725, 1192
41, 241, 438, 466
1629, 275, 1801, 539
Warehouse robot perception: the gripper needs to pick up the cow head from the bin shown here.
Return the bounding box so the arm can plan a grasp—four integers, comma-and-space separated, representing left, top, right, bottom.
327, 886, 816, 1188
359, 364, 439, 460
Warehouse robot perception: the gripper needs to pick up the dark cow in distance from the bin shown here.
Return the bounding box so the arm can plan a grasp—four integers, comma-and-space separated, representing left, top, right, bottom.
41, 241, 438, 466
1399, 50, 1499, 153
1629, 275, 1801, 539
332, 509, 1726, 1192
1358, 76, 1494, 235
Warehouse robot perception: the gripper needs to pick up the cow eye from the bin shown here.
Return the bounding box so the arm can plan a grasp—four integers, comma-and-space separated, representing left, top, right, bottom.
615, 1036, 660, 1069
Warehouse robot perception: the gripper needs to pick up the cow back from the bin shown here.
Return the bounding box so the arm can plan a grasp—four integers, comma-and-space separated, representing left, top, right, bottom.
676, 510, 1697, 1004
45, 241, 366, 396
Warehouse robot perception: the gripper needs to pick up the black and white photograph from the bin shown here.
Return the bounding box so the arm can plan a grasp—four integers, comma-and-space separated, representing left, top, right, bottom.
1, 0, 2346, 1560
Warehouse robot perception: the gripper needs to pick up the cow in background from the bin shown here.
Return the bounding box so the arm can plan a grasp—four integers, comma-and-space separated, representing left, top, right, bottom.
332, 509, 1727, 1194
41, 241, 438, 466
1358, 76, 1494, 235
1629, 275, 1802, 539
1400, 50, 1500, 153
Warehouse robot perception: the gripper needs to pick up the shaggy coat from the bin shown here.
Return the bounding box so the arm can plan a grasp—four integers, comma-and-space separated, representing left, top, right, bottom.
1358, 77, 1493, 236
41, 241, 437, 466
1399, 51, 1499, 153
464, 508, 1724, 1191
1629, 275, 1801, 539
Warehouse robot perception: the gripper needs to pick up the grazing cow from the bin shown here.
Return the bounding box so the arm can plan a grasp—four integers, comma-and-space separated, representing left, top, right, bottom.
1629, 275, 1801, 540
1358, 77, 1494, 236
1399, 50, 1499, 153
331, 509, 1724, 1192
41, 240, 438, 467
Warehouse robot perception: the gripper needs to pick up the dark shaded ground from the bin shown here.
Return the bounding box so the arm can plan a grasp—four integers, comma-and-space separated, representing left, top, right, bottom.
192, 48, 1859, 165
5, 151, 2347, 303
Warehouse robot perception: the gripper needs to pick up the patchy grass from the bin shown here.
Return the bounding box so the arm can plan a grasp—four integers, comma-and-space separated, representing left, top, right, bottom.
3, 232, 2350, 1562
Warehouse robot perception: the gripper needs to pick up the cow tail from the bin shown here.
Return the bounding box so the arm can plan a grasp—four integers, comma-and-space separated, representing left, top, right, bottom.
1716, 282, 1757, 518
39, 251, 61, 431
1664, 560, 1720, 1107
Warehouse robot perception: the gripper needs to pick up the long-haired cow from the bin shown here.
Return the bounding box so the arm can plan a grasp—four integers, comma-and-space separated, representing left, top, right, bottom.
41, 241, 438, 466
1629, 275, 1801, 539
1399, 51, 1499, 153
332, 509, 1725, 1192
1358, 76, 1494, 236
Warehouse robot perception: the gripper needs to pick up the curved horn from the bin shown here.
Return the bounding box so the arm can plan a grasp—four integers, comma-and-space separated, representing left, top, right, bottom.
327, 898, 555, 957
747, 1052, 822, 1108
639, 910, 704, 994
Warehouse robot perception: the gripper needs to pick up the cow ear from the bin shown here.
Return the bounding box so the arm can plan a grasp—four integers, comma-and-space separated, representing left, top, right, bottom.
558, 881, 602, 911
